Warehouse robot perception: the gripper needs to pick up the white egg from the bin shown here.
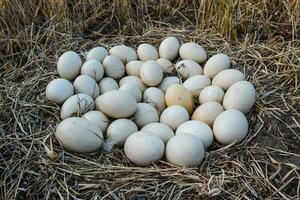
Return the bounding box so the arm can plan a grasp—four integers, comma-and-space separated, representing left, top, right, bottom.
124, 131, 165, 166
86, 46, 108, 62
57, 51, 82, 80
166, 134, 204, 167
160, 105, 189, 130
140, 60, 163, 86
106, 119, 138, 146
80, 59, 104, 81
203, 54, 230, 78
125, 60, 143, 77
60, 94, 94, 120
82, 111, 109, 133
213, 109, 249, 144
119, 76, 147, 92
176, 120, 213, 149
175, 60, 203, 79
158, 76, 181, 92
212, 69, 245, 90
156, 58, 174, 73
133, 103, 159, 128
199, 86, 225, 104
159, 37, 180, 61
98, 77, 119, 94
109, 45, 137, 63
143, 87, 166, 113
46, 78, 74, 104
223, 81, 256, 114
73, 75, 100, 99
183, 75, 211, 98
119, 83, 142, 102
179, 42, 207, 63
95, 90, 137, 118
137, 43, 159, 61
192, 101, 224, 127
55, 117, 103, 153
102, 55, 125, 79
141, 122, 174, 144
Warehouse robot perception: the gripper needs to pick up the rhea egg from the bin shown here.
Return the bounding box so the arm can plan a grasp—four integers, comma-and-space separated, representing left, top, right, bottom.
80, 59, 104, 81
99, 77, 119, 94
137, 43, 159, 61
119, 83, 142, 102
109, 45, 137, 63
119, 76, 147, 92
140, 60, 163, 86
160, 105, 189, 130
156, 58, 174, 73
179, 42, 207, 63
86, 46, 108, 62
203, 53, 230, 78
199, 85, 225, 104
102, 55, 125, 79
143, 87, 166, 113
175, 60, 203, 79
82, 111, 109, 133
125, 60, 143, 77
46, 78, 74, 104
159, 37, 180, 61
133, 103, 159, 128
73, 75, 100, 99
57, 51, 82, 80
158, 76, 180, 92
212, 69, 245, 90
141, 122, 174, 144
183, 75, 211, 98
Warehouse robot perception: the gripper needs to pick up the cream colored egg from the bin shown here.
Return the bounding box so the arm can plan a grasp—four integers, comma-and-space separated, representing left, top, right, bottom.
57, 51, 82, 80
176, 120, 213, 149
143, 87, 166, 113
109, 45, 137, 63
203, 53, 230, 78
99, 77, 119, 94
160, 105, 189, 130
95, 90, 137, 118
86, 46, 108, 62
213, 109, 249, 144
55, 117, 103, 153
179, 42, 207, 63
124, 131, 165, 166
141, 122, 174, 144
199, 86, 225, 104
183, 75, 211, 98
175, 60, 203, 79
125, 60, 143, 77
192, 101, 224, 127
119, 76, 147, 92
119, 83, 142, 102
82, 111, 109, 133
46, 78, 74, 104
80, 59, 104, 81
60, 94, 94, 120
140, 60, 163, 86
156, 58, 174, 73
133, 103, 159, 128
158, 76, 180, 92
73, 75, 100, 99
212, 69, 245, 90
103, 55, 125, 79
159, 37, 180, 61
166, 134, 204, 167
137, 43, 159, 61
223, 81, 256, 114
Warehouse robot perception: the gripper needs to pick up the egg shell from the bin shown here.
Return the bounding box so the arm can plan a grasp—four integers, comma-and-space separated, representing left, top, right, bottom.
158, 76, 181, 92
222, 81, 256, 114
119, 76, 147, 92
140, 61, 163, 86
143, 87, 166, 113
73, 75, 100, 99
199, 86, 225, 104
137, 43, 159, 61
103, 55, 125, 79
175, 60, 203, 80
81, 59, 104, 81
156, 58, 174, 73
160, 105, 189, 130
141, 122, 174, 144
133, 103, 159, 128
192, 101, 224, 127
179, 42, 207, 63
46, 78, 74, 104
109, 45, 137, 63
125, 60, 143, 77
60, 94, 94, 120
82, 111, 109, 133
203, 53, 230, 78
57, 51, 82, 80
124, 131, 165, 166
183, 75, 211, 98
166, 134, 204, 167
213, 109, 249, 144
212, 69, 245, 90
119, 83, 142, 102
86, 47, 108, 62
159, 37, 180, 61
99, 77, 119, 94
95, 90, 137, 118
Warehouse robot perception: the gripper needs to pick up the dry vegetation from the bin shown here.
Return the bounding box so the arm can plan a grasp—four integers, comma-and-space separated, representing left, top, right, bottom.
0, 0, 300, 199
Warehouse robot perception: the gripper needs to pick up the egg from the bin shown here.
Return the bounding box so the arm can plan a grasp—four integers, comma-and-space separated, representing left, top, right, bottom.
102, 55, 125, 79
46, 78, 74, 104
143, 87, 166, 113
175, 60, 203, 79
106, 119, 138, 146
166, 134, 204, 167
203, 53, 230, 78
183, 75, 211, 98
141, 122, 174, 144
82, 111, 109, 133
109, 45, 137, 63
192, 101, 224, 127
99, 77, 119, 94
199, 86, 225, 104
95, 90, 137, 118
156, 58, 174, 73
60, 94, 94, 120
119, 76, 147, 92
119, 83, 142, 102
160, 105, 189, 130
137, 43, 159, 61
124, 131, 165, 166
80, 59, 104, 81
158, 76, 181, 92
133, 103, 159, 128
165, 84, 194, 114
55, 117, 103, 153
179, 42, 207, 63
73, 75, 100, 99
212, 69, 245, 90
57, 51, 82, 80
125, 60, 143, 77
222, 81, 256, 114
86, 46, 108, 62
158, 37, 180, 61
175, 120, 213, 149
213, 109, 249, 144
140, 60, 163, 86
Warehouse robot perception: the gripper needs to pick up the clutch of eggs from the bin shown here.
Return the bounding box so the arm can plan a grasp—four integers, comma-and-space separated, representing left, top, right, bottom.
46, 37, 256, 167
